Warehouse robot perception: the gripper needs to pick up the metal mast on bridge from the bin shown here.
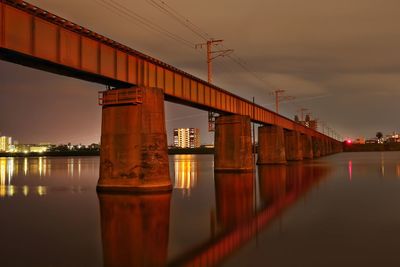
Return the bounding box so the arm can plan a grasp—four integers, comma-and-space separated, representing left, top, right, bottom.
273, 89, 295, 114
196, 39, 233, 131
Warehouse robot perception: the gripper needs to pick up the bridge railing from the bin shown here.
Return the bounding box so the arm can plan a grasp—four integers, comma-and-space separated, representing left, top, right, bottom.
98, 88, 143, 106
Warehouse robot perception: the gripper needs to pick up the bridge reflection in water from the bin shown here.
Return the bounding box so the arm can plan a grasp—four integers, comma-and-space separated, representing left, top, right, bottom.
98, 193, 171, 267
98, 162, 331, 267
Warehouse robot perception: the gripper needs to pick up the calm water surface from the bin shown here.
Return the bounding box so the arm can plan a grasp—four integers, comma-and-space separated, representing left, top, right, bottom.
1, 152, 400, 266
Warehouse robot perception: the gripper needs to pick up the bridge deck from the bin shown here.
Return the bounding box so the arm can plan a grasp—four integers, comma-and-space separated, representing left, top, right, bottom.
0, 0, 334, 140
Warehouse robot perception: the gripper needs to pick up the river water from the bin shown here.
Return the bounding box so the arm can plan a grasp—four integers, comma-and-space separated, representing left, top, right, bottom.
1, 152, 400, 266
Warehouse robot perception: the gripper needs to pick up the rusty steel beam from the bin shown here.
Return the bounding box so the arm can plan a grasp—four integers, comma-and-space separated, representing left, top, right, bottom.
0, 0, 338, 142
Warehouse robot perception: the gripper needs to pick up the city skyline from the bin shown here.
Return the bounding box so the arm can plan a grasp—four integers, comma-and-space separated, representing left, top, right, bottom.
1, 0, 400, 144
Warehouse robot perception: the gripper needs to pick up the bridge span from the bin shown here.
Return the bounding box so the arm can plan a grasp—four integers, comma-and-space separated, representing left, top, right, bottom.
0, 0, 342, 192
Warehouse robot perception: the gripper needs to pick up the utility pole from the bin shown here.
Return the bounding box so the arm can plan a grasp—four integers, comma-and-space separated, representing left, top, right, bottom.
320, 121, 326, 134
298, 108, 309, 122
273, 89, 294, 114
196, 39, 233, 131
274, 89, 284, 114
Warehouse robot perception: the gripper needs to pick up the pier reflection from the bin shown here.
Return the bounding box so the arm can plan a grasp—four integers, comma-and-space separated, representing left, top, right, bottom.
215, 171, 254, 230
98, 192, 171, 267
258, 165, 286, 208
169, 163, 330, 266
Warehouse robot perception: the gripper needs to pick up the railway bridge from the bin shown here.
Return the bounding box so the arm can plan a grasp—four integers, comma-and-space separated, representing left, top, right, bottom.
0, 0, 342, 192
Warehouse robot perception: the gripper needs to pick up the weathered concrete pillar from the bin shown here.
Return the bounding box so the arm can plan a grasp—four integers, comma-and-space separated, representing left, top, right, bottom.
326, 140, 332, 155
98, 87, 172, 192
334, 142, 339, 153
302, 134, 314, 160
98, 193, 171, 267
312, 136, 321, 158
338, 142, 344, 153
215, 115, 253, 171
214, 172, 254, 230
320, 138, 326, 156
257, 125, 286, 164
284, 130, 303, 161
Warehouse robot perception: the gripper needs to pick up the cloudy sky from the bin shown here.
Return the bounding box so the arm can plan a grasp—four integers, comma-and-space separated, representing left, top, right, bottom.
1, 0, 400, 145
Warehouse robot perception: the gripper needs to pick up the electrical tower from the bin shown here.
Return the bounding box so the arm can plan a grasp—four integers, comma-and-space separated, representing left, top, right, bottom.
196, 39, 233, 131
273, 89, 294, 114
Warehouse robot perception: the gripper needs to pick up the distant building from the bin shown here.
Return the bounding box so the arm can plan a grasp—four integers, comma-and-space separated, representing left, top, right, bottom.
0, 136, 12, 152
353, 137, 366, 144
29, 145, 49, 153
14, 144, 50, 153
386, 132, 400, 143
173, 128, 200, 148
296, 114, 318, 131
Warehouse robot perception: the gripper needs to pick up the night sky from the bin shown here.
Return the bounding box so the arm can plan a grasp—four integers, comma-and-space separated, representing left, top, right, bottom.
1, 0, 400, 145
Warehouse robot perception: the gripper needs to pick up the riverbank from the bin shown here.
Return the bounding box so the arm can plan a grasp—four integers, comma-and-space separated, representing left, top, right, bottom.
0, 147, 215, 157
344, 143, 400, 152
168, 147, 214, 155
0, 151, 100, 157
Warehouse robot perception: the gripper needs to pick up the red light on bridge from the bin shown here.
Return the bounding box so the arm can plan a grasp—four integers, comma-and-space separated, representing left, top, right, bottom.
345, 139, 352, 145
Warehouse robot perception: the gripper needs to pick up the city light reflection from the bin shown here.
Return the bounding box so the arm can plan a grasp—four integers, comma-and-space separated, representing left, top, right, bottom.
23, 157, 28, 176
23, 185, 29, 196
0, 158, 6, 187
0, 157, 57, 198
39, 157, 43, 176
348, 160, 353, 181
37, 186, 47, 196
174, 155, 198, 196
78, 158, 81, 178
68, 158, 74, 177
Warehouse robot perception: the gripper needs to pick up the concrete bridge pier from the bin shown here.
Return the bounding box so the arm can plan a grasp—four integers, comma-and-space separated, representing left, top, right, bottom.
284, 130, 303, 161
312, 136, 321, 158
326, 140, 332, 155
215, 115, 253, 172
97, 87, 172, 193
337, 142, 344, 153
302, 134, 314, 160
257, 125, 286, 165
319, 139, 327, 156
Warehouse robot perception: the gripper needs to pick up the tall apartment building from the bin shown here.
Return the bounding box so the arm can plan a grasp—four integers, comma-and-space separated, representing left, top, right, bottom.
0, 136, 12, 152
173, 128, 200, 148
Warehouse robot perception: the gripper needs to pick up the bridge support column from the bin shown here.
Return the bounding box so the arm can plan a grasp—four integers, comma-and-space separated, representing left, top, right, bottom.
257, 125, 286, 164
284, 130, 303, 161
98, 87, 172, 192
330, 141, 335, 154
215, 115, 253, 171
312, 137, 321, 158
338, 142, 344, 153
302, 134, 313, 160
326, 140, 332, 155
320, 139, 327, 156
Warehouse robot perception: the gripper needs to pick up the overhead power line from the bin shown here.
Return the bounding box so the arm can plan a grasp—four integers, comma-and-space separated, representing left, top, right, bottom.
92, 0, 338, 138
145, 0, 210, 41
93, 0, 195, 49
